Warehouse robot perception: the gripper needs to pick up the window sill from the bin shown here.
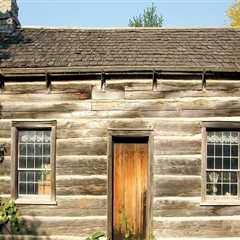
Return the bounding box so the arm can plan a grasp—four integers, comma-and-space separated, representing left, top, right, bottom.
15, 198, 57, 206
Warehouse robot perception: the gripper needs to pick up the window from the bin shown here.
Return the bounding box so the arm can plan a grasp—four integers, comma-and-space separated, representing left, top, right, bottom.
202, 122, 240, 205
11, 121, 56, 204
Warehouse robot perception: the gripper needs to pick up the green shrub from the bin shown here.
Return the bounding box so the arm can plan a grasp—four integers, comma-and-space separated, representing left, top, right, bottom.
86, 231, 105, 240
0, 198, 21, 233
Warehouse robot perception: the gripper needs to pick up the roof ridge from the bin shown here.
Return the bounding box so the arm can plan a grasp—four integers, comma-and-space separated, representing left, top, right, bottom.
21, 26, 240, 31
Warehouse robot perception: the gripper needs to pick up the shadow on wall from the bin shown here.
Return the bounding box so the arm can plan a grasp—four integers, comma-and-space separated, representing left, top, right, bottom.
0, 215, 50, 240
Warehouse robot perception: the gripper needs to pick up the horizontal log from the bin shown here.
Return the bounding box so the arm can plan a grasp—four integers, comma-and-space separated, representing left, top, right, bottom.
1, 101, 91, 112
0, 176, 11, 194
155, 136, 201, 155
157, 80, 202, 91
57, 119, 200, 137
56, 156, 107, 175
7, 216, 107, 236
51, 82, 92, 95
153, 197, 240, 217
206, 80, 240, 90
4, 82, 47, 94
154, 155, 201, 175
0, 93, 91, 102
17, 196, 107, 217
0, 156, 10, 176
4, 109, 240, 119
56, 176, 107, 195
125, 89, 240, 100
0, 176, 107, 196
153, 216, 240, 238
92, 86, 124, 100
57, 138, 107, 156
92, 97, 240, 112
154, 175, 201, 197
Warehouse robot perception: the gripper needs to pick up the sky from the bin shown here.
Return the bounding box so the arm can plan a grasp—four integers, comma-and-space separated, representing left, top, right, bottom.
18, 0, 235, 28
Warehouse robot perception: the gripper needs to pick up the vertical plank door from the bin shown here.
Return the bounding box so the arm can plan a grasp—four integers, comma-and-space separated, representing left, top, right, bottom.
113, 142, 148, 240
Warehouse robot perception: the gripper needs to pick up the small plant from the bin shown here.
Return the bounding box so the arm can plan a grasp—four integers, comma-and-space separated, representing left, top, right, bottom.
119, 209, 134, 240
0, 198, 21, 233
86, 231, 105, 240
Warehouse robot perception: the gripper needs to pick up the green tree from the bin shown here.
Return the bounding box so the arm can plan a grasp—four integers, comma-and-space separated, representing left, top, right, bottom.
227, 0, 240, 27
129, 3, 163, 27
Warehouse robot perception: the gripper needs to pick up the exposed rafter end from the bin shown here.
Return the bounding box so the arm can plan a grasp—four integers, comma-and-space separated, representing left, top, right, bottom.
152, 70, 158, 91
45, 72, 52, 93
101, 71, 106, 91
0, 74, 5, 92
202, 71, 207, 90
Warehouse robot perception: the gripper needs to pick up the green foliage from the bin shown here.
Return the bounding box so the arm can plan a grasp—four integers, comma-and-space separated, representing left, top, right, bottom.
86, 231, 105, 240
120, 209, 133, 240
0, 199, 21, 233
129, 3, 163, 27
227, 0, 240, 27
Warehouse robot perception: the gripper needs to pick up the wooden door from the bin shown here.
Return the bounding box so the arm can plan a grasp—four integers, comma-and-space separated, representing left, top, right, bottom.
113, 140, 148, 240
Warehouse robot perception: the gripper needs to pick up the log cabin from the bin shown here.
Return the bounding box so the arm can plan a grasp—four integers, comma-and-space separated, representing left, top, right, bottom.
1, 0, 240, 239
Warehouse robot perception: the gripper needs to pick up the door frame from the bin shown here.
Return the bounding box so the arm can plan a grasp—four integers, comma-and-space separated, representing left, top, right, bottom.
107, 128, 154, 240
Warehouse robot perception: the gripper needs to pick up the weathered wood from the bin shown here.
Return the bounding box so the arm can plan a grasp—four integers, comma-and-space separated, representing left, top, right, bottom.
154, 155, 201, 175
17, 196, 107, 217
157, 80, 202, 92
153, 197, 240, 217
125, 89, 240, 99
56, 176, 107, 195
7, 216, 107, 236
5, 109, 240, 119
154, 175, 201, 197
1, 101, 91, 112
92, 86, 124, 100
0, 177, 11, 194
57, 138, 107, 156
0, 156, 10, 176
153, 216, 240, 238
56, 156, 107, 175
57, 119, 200, 137
206, 80, 240, 90
51, 81, 92, 95
155, 136, 201, 155
0, 93, 91, 102
92, 97, 240, 112
4, 82, 47, 93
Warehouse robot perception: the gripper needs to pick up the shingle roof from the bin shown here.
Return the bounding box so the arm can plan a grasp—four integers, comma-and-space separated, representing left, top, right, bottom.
0, 27, 240, 71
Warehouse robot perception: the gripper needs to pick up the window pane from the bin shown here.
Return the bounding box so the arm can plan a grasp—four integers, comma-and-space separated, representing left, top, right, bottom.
231, 172, 238, 183
19, 157, 26, 168
35, 144, 42, 156
207, 157, 214, 169
43, 144, 50, 155
207, 145, 214, 156
19, 144, 27, 155
215, 144, 222, 156
27, 157, 34, 168
231, 158, 238, 170
231, 184, 238, 195
223, 158, 230, 169
223, 145, 231, 156
232, 145, 238, 157
19, 183, 26, 195
222, 172, 230, 183
17, 130, 51, 197
223, 184, 230, 196
215, 157, 222, 169
35, 157, 42, 169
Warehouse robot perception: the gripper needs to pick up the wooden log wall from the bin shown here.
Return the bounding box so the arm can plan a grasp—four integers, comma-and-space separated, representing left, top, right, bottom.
1, 77, 240, 239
